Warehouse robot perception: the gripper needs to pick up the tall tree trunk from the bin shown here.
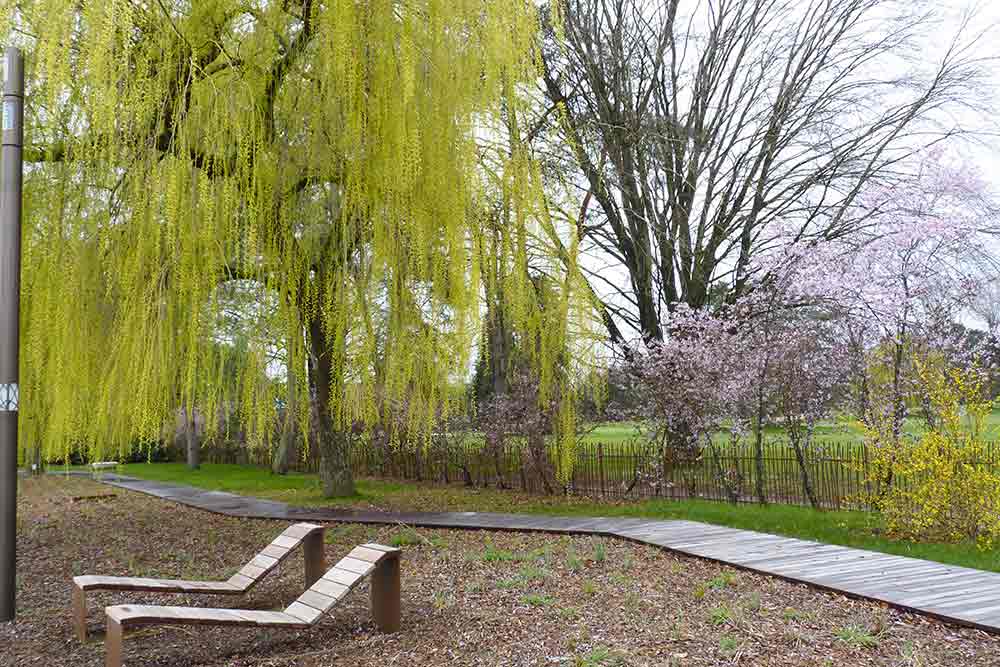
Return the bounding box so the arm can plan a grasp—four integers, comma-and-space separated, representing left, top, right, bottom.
185, 404, 200, 470
788, 421, 819, 510
272, 368, 296, 475
752, 422, 766, 505
308, 312, 355, 497
31, 445, 42, 475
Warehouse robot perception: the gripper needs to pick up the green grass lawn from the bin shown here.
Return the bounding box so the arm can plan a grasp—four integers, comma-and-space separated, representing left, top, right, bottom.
581, 408, 1000, 448
99, 461, 1000, 573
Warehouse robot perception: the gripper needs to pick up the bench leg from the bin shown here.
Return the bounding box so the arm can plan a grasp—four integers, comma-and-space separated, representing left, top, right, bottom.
371, 554, 400, 633
105, 618, 123, 667
303, 529, 326, 589
71, 583, 88, 642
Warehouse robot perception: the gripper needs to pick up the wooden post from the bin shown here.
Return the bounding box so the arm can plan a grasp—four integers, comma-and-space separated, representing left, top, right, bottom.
598, 443, 606, 498
71, 583, 88, 642
105, 618, 124, 667
370, 553, 401, 633
303, 529, 326, 589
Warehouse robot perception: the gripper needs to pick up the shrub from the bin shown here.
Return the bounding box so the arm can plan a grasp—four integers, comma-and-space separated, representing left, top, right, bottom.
868, 358, 1000, 547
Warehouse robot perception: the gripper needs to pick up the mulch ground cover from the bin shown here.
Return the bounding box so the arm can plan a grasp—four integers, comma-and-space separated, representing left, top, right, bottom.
3, 476, 998, 666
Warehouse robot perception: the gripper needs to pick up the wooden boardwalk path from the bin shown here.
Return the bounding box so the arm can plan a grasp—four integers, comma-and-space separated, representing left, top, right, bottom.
75, 473, 1000, 635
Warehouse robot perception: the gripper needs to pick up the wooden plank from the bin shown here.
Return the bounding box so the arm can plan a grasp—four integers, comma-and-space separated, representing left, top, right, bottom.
233, 610, 304, 627
298, 590, 337, 613
956, 600, 1000, 621
808, 557, 934, 579
322, 568, 362, 588
777, 556, 902, 580
228, 574, 254, 589
820, 563, 958, 587
249, 554, 279, 570
336, 557, 375, 575
238, 564, 267, 580
349, 546, 390, 563
917, 588, 1000, 611
272, 535, 299, 550
261, 545, 289, 560
283, 524, 318, 539
285, 601, 324, 624
311, 578, 351, 599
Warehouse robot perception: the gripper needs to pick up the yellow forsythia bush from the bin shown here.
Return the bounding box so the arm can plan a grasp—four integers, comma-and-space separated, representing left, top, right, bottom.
869, 359, 1000, 547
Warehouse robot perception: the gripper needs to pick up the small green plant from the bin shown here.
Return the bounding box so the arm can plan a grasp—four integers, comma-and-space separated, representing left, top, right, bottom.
496, 577, 522, 590
432, 591, 449, 610
519, 564, 548, 581
465, 581, 488, 594
719, 635, 740, 655
592, 541, 607, 563
782, 607, 809, 622
389, 527, 445, 549
566, 549, 583, 571
482, 545, 517, 562
834, 624, 881, 648
610, 571, 630, 586
522, 593, 554, 607
559, 605, 581, 621
573, 646, 624, 666
692, 583, 707, 599
581, 579, 598, 595
742, 591, 762, 612
710, 605, 733, 626
389, 529, 421, 547
708, 570, 737, 590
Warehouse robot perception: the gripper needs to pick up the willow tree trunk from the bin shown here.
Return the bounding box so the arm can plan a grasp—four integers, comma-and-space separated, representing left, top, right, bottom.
272, 369, 296, 475
185, 405, 200, 470
307, 313, 355, 497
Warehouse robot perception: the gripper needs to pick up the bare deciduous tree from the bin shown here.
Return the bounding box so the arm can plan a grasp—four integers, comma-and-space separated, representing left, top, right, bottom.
541, 0, 989, 344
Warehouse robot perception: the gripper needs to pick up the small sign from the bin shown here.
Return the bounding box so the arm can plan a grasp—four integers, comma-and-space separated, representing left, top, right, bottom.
0, 383, 18, 412
2, 100, 14, 131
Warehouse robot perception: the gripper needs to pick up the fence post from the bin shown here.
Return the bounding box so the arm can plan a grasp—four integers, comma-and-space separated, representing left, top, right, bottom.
598, 442, 606, 497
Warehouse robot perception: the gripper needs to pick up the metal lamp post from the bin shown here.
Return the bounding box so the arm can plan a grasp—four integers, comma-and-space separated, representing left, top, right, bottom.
0, 46, 23, 623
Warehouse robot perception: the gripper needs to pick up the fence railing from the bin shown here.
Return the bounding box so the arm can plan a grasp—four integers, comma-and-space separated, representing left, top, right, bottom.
203, 439, 1000, 510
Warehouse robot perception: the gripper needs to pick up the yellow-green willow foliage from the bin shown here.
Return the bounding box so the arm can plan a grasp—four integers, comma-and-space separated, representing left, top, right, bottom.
5, 0, 594, 492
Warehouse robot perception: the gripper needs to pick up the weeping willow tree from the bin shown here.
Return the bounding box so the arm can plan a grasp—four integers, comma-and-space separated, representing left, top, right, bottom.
6, 0, 593, 496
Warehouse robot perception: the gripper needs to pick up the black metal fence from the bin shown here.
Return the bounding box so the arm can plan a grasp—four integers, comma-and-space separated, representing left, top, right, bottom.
202, 438, 1000, 510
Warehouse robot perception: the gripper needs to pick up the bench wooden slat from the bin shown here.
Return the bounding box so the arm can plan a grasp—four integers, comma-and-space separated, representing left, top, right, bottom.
349, 546, 390, 564
238, 564, 267, 580
232, 610, 308, 627
261, 545, 289, 559
336, 557, 375, 576
322, 568, 363, 588
282, 524, 321, 540
272, 535, 299, 550
298, 590, 337, 613
285, 601, 324, 624
310, 578, 351, 599
249, 554, 278, 570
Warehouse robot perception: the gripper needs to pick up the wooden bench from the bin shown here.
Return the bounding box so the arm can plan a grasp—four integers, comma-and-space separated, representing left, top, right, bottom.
103, 543, 401, 667
72, 522, 325, 642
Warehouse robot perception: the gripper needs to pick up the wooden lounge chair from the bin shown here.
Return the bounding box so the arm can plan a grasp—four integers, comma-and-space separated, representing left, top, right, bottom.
103, 543, 401, 667
72, 522, 326, 642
